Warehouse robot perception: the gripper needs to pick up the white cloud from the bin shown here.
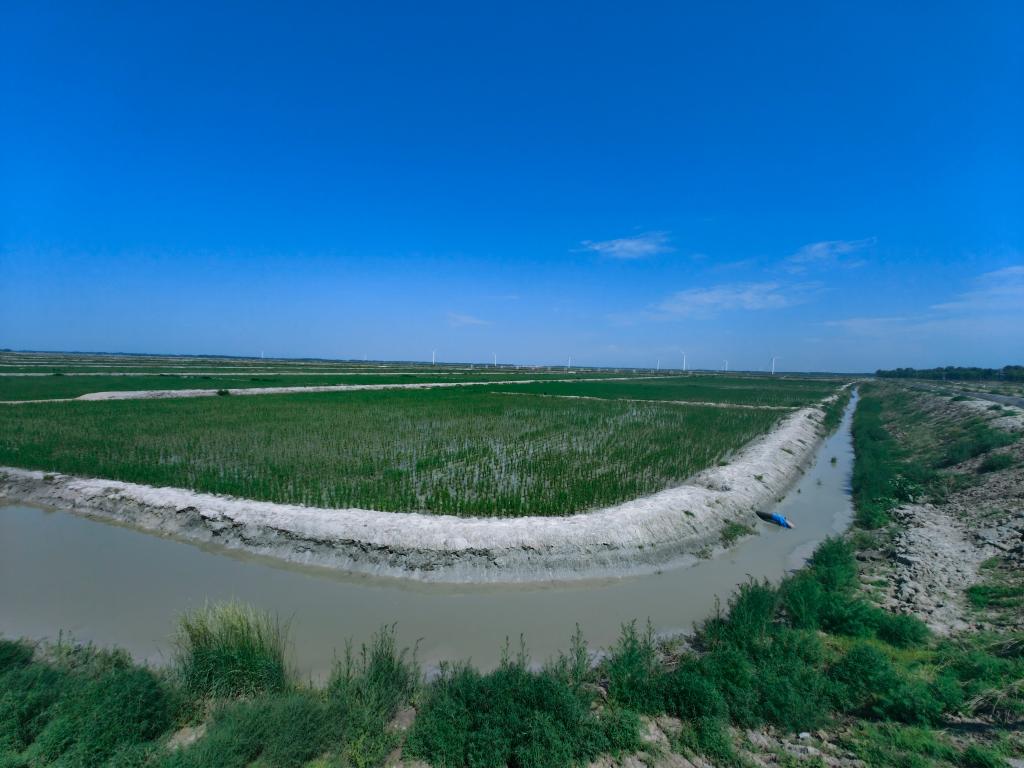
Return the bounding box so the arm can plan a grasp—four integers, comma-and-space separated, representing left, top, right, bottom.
580, 231, 673, 260
446, 312, 489, 327
824, 316, 906, 335
784, 237, 876, 272
657, 281, 795, 317
930, 265, 1024, 312
825, 263, 1024, 340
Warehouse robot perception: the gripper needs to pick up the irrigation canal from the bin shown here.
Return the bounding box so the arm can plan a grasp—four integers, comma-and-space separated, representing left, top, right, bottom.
1, 394, 858, 678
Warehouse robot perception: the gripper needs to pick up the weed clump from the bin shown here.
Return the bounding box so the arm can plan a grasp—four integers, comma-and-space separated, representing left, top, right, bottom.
173, 602, 290, 699
407, 638, 639, 768
326, 627, 419, 768
719, 521, 754, 547
0, 643, 173, 767
978, 453, 1014, 473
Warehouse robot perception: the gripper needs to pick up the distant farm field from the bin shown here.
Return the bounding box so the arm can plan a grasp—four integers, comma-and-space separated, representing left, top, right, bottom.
0, 388, 789, 516
487, 376, 840, 408
0, 371, 638, 401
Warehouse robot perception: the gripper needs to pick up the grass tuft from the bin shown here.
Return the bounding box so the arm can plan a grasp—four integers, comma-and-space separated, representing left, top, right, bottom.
173, 602, 290, 699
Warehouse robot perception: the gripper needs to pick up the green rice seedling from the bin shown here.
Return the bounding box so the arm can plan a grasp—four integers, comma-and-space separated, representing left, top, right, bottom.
173, 602, 290, 699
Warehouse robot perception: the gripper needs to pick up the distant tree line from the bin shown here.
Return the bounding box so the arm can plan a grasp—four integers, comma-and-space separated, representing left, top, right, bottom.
876, 365, 1024, 382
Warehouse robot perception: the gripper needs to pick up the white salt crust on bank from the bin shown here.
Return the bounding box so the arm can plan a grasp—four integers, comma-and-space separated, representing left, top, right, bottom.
0, 395, 846, 583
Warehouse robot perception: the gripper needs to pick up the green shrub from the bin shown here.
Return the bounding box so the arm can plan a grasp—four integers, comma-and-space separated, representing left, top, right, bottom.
695, 645, 759, 728
752, 630, 833, 731
160, 693, 332, 768
26, 662, 173, 766
661, 667, 727, 721
829, 642, 897, 711
874, 677, 944, 725
929, 671, 965, 713
0, 664, 67, 754
326, 626, 418, 768
407, 651, 639, 768
817, 594, 881, 638
675, 716, 734, 763
0, 642, 33, 674
856, 503, 891, 530
173, 602, 290, 698
875, 612, 930, 648
697, 581, 778, 653
779, 571, 824, 630
808, 537, 858, 594
603, 622, 664, 714
513, 711, 574, 768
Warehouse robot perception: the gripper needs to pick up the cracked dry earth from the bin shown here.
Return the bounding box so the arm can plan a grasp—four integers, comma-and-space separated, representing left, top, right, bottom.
869, 447, 1024, 635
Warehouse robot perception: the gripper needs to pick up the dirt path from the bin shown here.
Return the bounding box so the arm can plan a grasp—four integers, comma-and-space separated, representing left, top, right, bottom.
863, 391, 1024, 635
880, 502, 991, 634
0, 375, 679, 404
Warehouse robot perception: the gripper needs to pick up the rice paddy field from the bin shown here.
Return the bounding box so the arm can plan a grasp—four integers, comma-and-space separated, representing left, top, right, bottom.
0, 351, 653, 400
0, 352, 845, 517
490, 376, 840, 407
0, 389, 789, 516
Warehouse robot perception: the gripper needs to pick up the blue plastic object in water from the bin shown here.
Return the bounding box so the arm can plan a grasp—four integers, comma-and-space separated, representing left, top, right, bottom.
756, 510, 794, 529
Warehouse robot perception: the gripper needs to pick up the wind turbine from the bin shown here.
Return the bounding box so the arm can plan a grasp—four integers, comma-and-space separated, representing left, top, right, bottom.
432, 350, 437, 366
681, 351, 687, 372
770, 356, 779, 375
567, 355, 572, 371
656, 359, 660, 371
493, 352, 497, 368
723, 359, 729, 372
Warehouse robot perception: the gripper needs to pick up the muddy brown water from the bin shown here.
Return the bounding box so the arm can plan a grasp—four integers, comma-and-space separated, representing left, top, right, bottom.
0, 395, 857, 679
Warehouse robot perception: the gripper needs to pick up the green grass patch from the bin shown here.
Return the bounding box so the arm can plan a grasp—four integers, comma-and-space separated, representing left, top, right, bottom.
978, 453, 1015, 473
967, 584, 1024, 610
173, 602, 290, 699
719, 521, 755, 547
407, 636, 640, 768
0, 642, 174, 767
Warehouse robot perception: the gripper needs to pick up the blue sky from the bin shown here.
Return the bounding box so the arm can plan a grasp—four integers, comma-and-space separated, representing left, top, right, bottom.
1, 2, 1021, 372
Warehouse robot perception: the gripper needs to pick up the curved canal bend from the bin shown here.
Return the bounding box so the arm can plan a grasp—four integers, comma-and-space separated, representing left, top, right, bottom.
0, 393, 857, 678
